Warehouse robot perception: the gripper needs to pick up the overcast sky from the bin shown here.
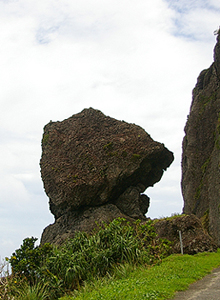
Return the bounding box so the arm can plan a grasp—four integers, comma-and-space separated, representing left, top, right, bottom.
1, 0, 220, 260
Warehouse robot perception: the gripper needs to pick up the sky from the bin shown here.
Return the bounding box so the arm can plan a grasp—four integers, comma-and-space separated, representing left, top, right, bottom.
1, 0, 220, 260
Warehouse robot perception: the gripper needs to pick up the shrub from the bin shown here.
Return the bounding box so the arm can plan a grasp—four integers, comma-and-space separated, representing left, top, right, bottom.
40, 218, 171, 292
9, 237, 53, 283
8, 218, 171, 298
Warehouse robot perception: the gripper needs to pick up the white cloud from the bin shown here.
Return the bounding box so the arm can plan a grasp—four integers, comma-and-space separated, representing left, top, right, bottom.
0, 0, 219, 259
165, 0, 220, 41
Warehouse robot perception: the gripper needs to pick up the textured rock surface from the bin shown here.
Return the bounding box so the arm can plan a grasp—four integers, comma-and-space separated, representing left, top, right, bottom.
154, 214, 217, 254
40, 108, 173, 244
182, 35, 220, 246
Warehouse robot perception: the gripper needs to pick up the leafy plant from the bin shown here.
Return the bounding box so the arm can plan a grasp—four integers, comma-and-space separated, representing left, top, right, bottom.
60, 250, 220, 300
11, 281, 50, 300
39, 218, 171, 293
9, 237, 53, 283
8, 218, 171, 298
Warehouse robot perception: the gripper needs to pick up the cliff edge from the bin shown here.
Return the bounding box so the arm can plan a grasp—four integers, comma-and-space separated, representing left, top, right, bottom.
182, 34, 220, 245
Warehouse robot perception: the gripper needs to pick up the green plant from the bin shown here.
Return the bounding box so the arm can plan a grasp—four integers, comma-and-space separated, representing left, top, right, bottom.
201, 209, 209, 233
9, 237, 53, 284
194, 180, 203, 200
13, 281, 51, 300
0, 258, 12, 299
59, 250, 220, 300
42, 133, 49, 146
43, 218, 147, 291
201, 157, 211, 174
8, 219, 171, 298
134, 220, 171, 263
155, 213, 184, 222
103, 142, 118, 157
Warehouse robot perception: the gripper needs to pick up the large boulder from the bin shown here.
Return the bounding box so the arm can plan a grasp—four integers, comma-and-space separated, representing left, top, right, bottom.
40, 108, 173, 244
182, 34, 220, 246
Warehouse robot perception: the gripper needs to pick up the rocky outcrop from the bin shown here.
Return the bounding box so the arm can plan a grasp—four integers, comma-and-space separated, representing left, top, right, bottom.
40, 108, 173, 245
154, 214, 217, 254
182, 34, 220, 246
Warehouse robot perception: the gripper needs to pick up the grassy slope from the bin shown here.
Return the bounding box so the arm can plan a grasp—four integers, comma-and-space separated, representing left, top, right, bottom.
60, 250, 220, 300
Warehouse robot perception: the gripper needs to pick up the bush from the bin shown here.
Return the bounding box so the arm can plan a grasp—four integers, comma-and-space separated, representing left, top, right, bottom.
8, 218, 171, 298
9, 237, 53, 283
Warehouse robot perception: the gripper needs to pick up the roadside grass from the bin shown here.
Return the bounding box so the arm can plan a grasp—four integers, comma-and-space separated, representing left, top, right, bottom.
59, 250, 220, 300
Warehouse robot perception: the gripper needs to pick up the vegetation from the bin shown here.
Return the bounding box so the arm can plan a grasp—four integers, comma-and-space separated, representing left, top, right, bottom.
0, 218, 171, 299
152, 212, 184, 222
201, 209, 210, 233
60, 250, 220, 300
42, 133, 49, 146
1, 217, 220, 299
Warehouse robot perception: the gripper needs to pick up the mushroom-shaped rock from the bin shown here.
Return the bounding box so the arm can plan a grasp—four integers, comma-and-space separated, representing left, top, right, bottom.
40, 108, 174, 245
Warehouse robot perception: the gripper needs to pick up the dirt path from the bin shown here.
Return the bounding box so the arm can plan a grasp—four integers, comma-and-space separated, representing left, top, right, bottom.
172, 267, 220, 299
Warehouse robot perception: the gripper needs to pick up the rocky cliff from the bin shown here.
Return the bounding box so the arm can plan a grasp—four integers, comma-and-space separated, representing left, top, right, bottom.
40, 108, 174, 245
182, 34, 220, 246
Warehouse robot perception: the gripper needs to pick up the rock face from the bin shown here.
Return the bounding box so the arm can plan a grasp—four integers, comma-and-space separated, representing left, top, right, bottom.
40, 108, 173, 245
154, 214, 217, 254
182, 34, 220, 246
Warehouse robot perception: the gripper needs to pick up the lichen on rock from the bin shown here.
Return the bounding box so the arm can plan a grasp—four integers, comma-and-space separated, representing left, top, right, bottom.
40, 108, 174, 245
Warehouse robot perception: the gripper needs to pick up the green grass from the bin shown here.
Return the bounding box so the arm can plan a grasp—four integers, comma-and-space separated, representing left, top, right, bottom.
4, 218, 171, 299
4, 218, 220, 300
59, 250, 220, 300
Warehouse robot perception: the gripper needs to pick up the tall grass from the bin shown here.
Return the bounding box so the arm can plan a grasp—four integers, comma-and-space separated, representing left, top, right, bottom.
12, 281, 51, 300
4, 218, 171, 299
0, 259, 10, 299
39, 218, 171, 294
2, 217, 220, 299
60, 250, 220, 300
